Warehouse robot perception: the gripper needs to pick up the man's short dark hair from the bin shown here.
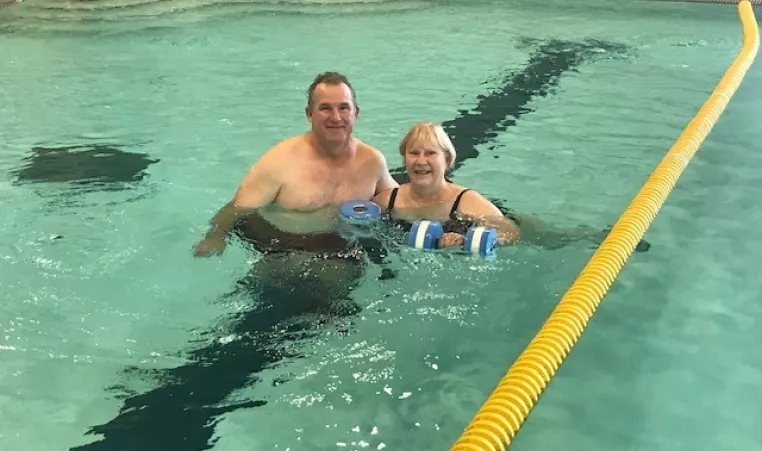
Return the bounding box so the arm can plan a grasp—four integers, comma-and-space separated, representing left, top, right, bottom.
306, 71, 357, 112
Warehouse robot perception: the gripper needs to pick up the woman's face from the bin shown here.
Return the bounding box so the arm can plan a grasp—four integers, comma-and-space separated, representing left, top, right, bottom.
404, 143, 449, 188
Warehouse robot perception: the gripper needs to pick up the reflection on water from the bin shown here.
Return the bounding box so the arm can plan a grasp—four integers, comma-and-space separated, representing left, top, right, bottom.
0, 0, 435, 35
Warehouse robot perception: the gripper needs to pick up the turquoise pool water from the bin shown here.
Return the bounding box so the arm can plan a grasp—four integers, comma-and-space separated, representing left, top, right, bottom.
1, 1, 760, 450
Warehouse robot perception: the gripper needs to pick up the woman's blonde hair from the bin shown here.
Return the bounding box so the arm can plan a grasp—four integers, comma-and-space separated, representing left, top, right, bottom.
398, 122, 457, 169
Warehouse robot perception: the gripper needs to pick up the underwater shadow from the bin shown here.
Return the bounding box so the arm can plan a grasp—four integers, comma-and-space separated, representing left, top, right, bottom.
391, 38, 632, 183
10, 143, 159, 188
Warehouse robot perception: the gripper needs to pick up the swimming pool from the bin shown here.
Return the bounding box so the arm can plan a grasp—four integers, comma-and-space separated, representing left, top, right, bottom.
1, 0, 760, 450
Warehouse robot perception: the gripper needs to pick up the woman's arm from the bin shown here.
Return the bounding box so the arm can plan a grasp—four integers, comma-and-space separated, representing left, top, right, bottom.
457, 191, 520, 245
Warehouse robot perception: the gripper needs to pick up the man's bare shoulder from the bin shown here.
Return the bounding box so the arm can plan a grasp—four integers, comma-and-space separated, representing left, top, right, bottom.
266, 134, 306, 156
251, 134, 306, 166
355, 139, 390, 165
355, 138, 399, 192
356, 139, 382, 155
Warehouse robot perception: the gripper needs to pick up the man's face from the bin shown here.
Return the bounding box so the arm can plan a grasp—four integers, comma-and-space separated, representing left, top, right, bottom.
306, 82, 358, 145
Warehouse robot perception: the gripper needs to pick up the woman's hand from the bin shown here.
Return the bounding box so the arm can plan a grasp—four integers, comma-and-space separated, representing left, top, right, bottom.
439, 232, 465, 248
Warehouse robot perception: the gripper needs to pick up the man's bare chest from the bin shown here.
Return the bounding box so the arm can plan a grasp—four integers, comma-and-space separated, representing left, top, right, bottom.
276, 166, 375, 211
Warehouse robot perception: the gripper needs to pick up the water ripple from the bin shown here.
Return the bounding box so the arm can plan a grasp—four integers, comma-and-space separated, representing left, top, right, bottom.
1, 0, 435, 35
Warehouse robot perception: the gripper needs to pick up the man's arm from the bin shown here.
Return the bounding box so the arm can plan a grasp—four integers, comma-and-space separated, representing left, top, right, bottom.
372, 188, 395, 212
372, 149, 399, 195
202, 150, 282, 241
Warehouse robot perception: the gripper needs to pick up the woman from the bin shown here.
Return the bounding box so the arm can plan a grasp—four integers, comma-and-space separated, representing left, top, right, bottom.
373, 121, 521, 249
373, 122, 649, 252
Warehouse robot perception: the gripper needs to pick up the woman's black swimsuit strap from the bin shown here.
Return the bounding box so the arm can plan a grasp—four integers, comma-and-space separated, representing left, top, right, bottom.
387, 187, 471, 219
449, 189, 472, 220
387, 187, 400, 212
385, 187, 475, 235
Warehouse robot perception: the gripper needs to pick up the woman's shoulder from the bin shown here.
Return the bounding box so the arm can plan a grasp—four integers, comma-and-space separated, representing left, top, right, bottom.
449, 183, 478, 198
452, 186, 502, 217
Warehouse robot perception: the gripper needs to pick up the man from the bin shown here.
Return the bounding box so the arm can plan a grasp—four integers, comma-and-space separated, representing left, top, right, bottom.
193, 71, 398, 258
68, 74, 398, 451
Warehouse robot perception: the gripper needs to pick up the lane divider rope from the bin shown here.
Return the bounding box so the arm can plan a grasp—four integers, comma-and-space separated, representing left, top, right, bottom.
448, 2, 759, 450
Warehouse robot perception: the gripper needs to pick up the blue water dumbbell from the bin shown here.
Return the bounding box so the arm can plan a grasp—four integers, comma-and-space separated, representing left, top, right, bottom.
464, 226, 499, 257
407, 221, 499, 257
407, 220, 444, 250
338, 200, 383, 239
